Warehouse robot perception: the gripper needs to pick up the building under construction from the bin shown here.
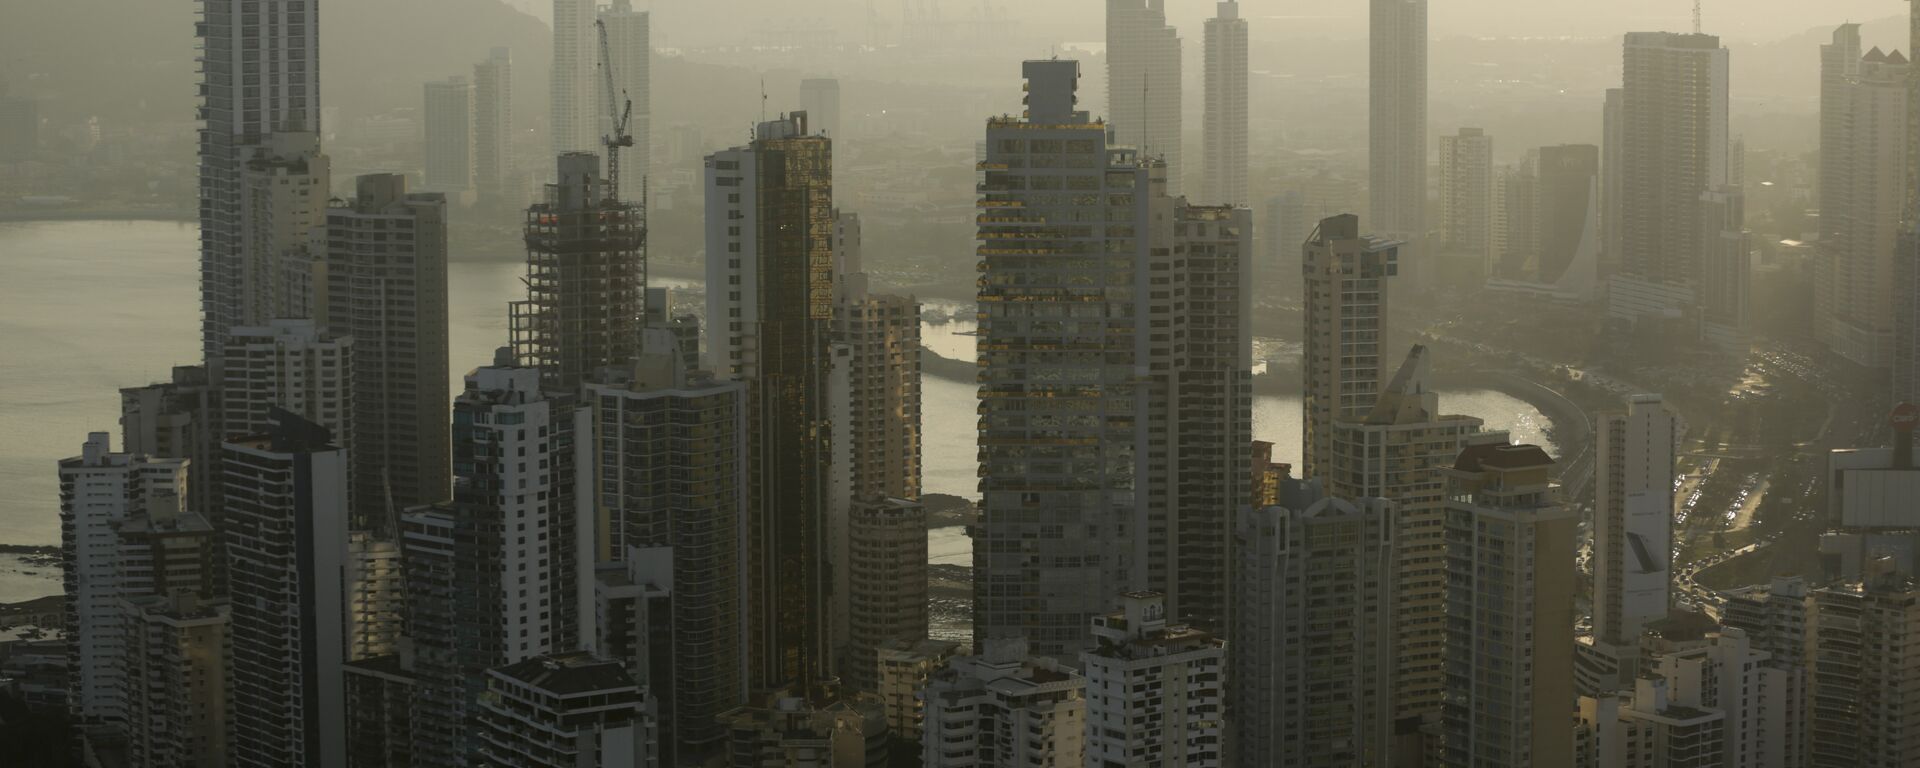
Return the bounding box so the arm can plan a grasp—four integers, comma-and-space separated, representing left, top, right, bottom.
511, 152, 647, 393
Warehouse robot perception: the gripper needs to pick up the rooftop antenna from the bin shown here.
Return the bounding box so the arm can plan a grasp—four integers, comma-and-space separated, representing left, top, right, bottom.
760, 76, 768, 124
1692, 0, 1702, 34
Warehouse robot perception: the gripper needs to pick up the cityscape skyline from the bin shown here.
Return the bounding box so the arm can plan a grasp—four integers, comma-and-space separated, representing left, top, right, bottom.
4, 0, 1918, 766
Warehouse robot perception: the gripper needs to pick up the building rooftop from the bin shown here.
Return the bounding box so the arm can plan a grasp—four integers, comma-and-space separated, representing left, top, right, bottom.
492, 652, 636, 697
1453, 442, 1553, 473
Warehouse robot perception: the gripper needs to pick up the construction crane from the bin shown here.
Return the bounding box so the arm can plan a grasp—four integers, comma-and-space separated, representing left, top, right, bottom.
595, 18, 636, 202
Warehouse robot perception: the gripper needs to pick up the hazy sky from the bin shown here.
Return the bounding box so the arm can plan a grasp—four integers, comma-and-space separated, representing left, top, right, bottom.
513, 0, 1909, 45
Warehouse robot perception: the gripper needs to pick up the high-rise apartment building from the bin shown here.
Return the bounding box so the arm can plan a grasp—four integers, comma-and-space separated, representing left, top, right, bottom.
1439, 127, 1493, 267
1302, 213, 1399, 482
875, 639, 960, 746
323, 173, 451, 526
1603, 88, 1625, 274
1324, 346, 1481, 732
800, 78, 842, 140
831, 214, 922, 504
1806, 572, 1920, 767
1578, 677, 1728, 768
1082, 593, 1226, 768
601, 1, 651, 197
976, 61, 1250, 656
59, 434, 194, 736
584, 355, 749, 761
218, 319, 353, 454
423, 77, 474, 193
1231, 480, 1396, 766
196, 0, 322, 363
1107, 0, 1183, 195
120, 368, 216, 510
222, 410, 350, 768
1595, 395, 1678, 656
921, 640, 1086, 768
1612, 32, 1730, 324
1818, 28, 1909, 367
1370, 0, 1428, 269
475, 653, 659, 767
1441, 436, 1576, 768
1202, 1, 1247, 205
403, 353, 593, 768
551, 0, 599, 156
841, 498, 928, 695
473, 48, 515, 207
121, 592, 229, 768
703, 112, 837, 691
512, 152, 646, 394
1491, 154, 1539, 281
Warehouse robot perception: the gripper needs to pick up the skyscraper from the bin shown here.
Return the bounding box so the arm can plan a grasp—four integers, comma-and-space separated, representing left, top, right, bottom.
237, 132, 332, 331
1438, 127, 1493, 267
1594, 395, 1678, 659
600, 1, 651, 197
1324, 346, 1481, 732
511, 152, 647, 394
423, 77, 474, 194
703, 113, 836, 692
1202, 1, 1248, 205
1603, 88, 1625, 274
1612, 32, 1730, 325
1818, 29, 1909, 368
323, 173, 451, 527
121, 593, 230, 767
1441, 436, 1576, 768
223, 410, 350, 768
551, 0, 599, 156
1370, 0, 1428, 269
800, 78, 843, 140
1107, 0, 1183, 195
831, 210, 922, 504
403, 353, 593, 767
1302, 214, 1399, 482
975, 61, 1250, 657
197, 0, 322, 363
473, 48, 515, 207
1231, 481, 1397, 766
584, 355, 749, 761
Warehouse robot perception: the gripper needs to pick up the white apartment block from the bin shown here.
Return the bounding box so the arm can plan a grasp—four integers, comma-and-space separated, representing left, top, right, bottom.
1082, 593, 1225, 768
1439, 127, 1493, 265
219, 318, 353, 449
59, 433, 191, 734
923, 640, 1086, 768
1595, 394, 1679, 650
